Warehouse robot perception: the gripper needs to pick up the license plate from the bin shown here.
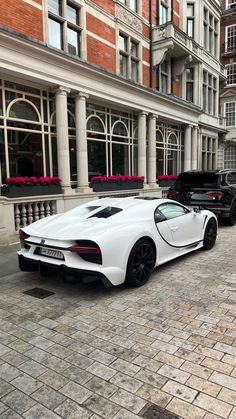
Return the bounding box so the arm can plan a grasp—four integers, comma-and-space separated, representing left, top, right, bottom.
39, 247, 64, 260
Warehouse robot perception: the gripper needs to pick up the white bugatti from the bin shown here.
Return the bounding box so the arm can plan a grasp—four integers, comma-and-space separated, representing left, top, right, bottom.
18, 197, 218, 287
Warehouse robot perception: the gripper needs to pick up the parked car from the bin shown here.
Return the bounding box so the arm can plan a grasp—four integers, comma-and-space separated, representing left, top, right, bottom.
18, 196, 217, 287
167, 170, 236, 225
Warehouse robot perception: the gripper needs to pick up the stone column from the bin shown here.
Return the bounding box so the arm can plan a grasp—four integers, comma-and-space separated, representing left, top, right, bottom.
147, 114, 157, 187
55, 86, 72, 194
138, 111, 147, 183
192, 126, 198, 170
75, 92, 90, 193
184, 124, 192, 171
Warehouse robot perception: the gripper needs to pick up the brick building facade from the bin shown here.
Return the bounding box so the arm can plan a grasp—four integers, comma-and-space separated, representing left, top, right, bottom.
220, 0, 236, 168
0, 0, 226, 194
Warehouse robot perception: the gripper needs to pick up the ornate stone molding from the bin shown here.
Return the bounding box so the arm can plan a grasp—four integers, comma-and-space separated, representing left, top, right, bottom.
116, 4, 142, 33
173, 54, 192, 78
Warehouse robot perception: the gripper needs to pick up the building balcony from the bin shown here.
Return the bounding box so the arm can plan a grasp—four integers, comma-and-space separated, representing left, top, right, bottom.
152, 22, 201, 67
152, 22, 226, 81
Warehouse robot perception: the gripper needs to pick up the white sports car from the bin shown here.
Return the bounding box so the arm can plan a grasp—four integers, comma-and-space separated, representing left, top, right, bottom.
18, 197, 218, 287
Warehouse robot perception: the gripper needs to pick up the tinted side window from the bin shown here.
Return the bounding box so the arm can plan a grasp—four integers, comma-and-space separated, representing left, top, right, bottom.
158, 203, 189, 220
226, 172, 236, 185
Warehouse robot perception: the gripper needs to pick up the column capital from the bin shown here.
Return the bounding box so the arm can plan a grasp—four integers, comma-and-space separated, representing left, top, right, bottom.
148, 113, 158, 120
186, 124, 193, 129
138, 111, 148, 117
53, 85, 71, 95
74, 91, 89, 100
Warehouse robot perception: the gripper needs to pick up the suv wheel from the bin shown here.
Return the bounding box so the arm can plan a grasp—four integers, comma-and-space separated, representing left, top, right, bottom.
227, 201, 236, 226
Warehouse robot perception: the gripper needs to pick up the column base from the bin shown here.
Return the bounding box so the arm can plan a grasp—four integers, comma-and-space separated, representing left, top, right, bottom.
147, 182, 157, 188
62, 186, 74, 195
76, 186, 93, 194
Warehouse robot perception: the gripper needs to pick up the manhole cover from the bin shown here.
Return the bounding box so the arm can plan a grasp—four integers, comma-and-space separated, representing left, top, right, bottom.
23, 288, 55, 299
140, 404, 181, 419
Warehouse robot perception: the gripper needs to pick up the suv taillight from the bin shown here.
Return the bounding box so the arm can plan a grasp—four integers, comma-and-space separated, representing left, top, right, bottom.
168, 190, 179, 197
206, 191, 223, 198
69, 240, 102, 265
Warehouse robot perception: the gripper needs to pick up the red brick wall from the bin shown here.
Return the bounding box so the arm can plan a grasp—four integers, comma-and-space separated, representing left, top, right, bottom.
172, 79, 180, 97
87, 35, 116, 72
0, 0, 43, 41
143, 64, 149, 87
86, 13, 115, 44
143, 47, 150, 63
90, 0, 115, 15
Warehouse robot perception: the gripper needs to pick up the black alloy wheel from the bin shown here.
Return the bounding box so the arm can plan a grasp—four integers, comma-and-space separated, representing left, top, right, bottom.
125, 239, 155, 287
202, 218, 217, 250
227, 201, 236, 226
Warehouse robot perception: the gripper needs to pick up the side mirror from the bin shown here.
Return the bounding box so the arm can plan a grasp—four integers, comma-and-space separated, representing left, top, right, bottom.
193, 207, 201, 214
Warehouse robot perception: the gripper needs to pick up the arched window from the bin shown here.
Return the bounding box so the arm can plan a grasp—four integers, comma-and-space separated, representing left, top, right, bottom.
87, 116, 105, 133
112, 121, 128, 140
8, 100, 39, 121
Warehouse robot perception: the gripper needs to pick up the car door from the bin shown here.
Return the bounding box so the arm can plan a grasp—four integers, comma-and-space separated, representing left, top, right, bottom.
155, 203, 203, 248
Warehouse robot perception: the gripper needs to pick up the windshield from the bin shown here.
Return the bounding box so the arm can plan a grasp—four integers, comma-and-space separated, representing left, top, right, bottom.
178, 173, 219, 188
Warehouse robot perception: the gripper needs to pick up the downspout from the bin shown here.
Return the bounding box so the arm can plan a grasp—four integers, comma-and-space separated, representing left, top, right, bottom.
149, 0, 153, 88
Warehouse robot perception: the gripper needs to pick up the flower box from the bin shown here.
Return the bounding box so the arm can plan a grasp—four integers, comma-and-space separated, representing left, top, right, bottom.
1, 184, 62, 198
1, 176, 62, 198
90, 176, 144, 192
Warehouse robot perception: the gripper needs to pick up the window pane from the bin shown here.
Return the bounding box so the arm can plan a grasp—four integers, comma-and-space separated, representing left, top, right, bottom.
48, 0, 62, 15
131, 60, 138, 82
48, 18, 62, 49
119, 34, 127, 51
130, 0, 137, 12
187, 19, 194, 37
68, 28, 79, 55
160, 4, 167, 25
186, 83, 194, 102
131, 41, 138, 57
67, 4, 79, 25
120, 54, 128, 77
187, 4, 194, 16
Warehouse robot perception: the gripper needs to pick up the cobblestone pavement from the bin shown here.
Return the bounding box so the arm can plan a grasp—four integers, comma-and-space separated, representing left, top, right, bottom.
0, 225, 236, 419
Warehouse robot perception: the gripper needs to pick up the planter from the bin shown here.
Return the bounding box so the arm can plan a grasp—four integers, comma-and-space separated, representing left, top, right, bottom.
158, 179, 176, 188
90, 181, 144, 192
1, 184, 62, 198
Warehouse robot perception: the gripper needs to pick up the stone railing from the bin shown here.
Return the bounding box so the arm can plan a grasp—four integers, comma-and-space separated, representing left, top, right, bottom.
14, 200, 57, 231
0, 186, 164, 245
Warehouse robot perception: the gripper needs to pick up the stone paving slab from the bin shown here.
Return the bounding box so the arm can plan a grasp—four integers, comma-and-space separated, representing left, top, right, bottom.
0, 225, 236, 418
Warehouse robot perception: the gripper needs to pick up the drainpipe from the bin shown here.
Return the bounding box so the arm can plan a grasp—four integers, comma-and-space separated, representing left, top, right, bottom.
171, 0, 174, 21
149, 0, 153, 88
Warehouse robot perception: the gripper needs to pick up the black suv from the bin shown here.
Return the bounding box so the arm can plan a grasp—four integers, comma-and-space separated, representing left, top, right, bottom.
167, 170, 236, 225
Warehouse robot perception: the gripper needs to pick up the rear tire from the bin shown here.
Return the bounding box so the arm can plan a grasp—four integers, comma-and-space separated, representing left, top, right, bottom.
226, 201, 236, 226
202, 218, 217, 250
125, 239, 155, 287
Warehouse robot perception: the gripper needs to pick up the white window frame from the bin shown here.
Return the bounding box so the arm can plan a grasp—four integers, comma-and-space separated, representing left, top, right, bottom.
47, 0, 83, 57
118, 32, 140, 83
203, 7, 219, 57
225, 102, 236, 127
227, 0, 236, 10
225, 24, 236, 53
226, 63, 236, 85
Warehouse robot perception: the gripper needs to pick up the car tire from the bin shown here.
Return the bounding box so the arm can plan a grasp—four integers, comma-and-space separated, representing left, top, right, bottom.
125, 239, 155, 287
226, 201, 236, 226
202, 218, 217, 250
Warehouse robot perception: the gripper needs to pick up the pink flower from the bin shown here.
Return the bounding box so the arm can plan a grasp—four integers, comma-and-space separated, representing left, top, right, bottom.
90, 175, 145, 184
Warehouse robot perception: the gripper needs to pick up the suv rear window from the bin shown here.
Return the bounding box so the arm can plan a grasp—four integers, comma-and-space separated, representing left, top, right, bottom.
178, 173, 219, 188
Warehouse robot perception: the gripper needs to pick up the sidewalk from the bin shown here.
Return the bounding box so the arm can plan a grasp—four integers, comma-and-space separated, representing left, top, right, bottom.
0, 226, 236, 418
